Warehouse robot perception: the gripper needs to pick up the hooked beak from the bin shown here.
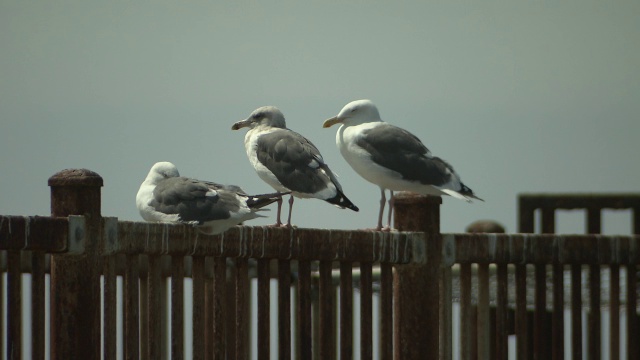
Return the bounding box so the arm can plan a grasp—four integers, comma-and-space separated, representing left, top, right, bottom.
322, 116, 342, 128
231, 118, 251, 130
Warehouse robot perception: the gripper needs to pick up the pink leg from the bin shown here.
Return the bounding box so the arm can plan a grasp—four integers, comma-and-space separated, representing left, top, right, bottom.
386, 190, 395, 230
376, 188, 386, 231
273, 197, 283, 226
286, 195, 294, 227
286, 195, 293, 227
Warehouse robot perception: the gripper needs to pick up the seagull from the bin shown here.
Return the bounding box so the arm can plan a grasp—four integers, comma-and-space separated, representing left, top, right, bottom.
231, 106, 359, 227
323, 99, 482, 231
136, 161, 287, 235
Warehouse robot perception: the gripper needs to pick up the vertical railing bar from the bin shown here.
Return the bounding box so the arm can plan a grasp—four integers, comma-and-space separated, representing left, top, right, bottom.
292, 279, 298, 360
0, 251, 5, 360
161, 268, 169, 360
257, 259, 271, 360
7, 251, 21, 360
630, 208, 640, 360
140, 258, 150, 359
379, 263, 393, 360
518, 200, 535, 233
586, 207, 601, 234
204, 257, 214, 360
331, 282, 338, 360
103, 254, 117, 360
193, 256, 205, 360
538, 206, 554, 360
441, 265, 453, 360
318, 260, 334, 360
495, 263, 508, 360
225, 260, 237, 360
627, 264, 638, 360
31, 252, 46, 360
171, 256, 185, 360
460, 263, 472, 360
235, 257, 249, 360
515, 264, 528, 360
148, 255, 163, 359
534, 264, 547, 360
297, 260, 312, 360
571, 264, 582, 360
541, 207, 555, 234
551, 264, 564, 360
588, 265, 601, 360
477, 263, 490, 360
471, 305, 479, 360
586, 207, 601, 360
360, 262, 373, 360
125, 254, 140, 360
312, 275, 320, 360
277, 260, 291, 360
609, 265, 619, 360
340, 261, 353, 360
212, 257, 227, 360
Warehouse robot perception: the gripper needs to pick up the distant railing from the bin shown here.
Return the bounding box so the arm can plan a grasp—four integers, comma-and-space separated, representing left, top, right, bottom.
0, 170, 638, 360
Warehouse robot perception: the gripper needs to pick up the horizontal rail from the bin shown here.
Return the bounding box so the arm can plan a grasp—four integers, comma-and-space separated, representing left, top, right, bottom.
519, 193, 640, 209
445, 233, 640, 265
104, 219, 417, 263
0, 215, 84, 253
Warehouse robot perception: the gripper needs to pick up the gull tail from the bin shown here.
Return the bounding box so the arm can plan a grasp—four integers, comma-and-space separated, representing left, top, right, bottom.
326, 190, 359, 212
442, 183, 484, 203
245, 192, 290, 210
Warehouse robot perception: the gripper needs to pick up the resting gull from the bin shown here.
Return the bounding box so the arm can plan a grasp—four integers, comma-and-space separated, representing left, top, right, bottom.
136, 161, 286, 235
232, 106, 359, 227
323, 99, 482, 231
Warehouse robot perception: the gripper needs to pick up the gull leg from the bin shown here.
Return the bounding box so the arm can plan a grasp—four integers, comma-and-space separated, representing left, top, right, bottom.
376, 188, 386, 231
274, 197, 283, 226
286, 195, 294, 227
386, 190, 395, 230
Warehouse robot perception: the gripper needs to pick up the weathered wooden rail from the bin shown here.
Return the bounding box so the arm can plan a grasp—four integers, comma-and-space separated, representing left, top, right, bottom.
0, 170, 639, 359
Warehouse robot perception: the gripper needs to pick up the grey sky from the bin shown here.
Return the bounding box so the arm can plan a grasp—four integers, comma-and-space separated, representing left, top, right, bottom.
1, 1, 639, 234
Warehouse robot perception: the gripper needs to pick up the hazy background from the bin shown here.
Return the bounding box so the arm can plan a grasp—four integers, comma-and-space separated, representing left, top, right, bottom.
2, 1, 639, 235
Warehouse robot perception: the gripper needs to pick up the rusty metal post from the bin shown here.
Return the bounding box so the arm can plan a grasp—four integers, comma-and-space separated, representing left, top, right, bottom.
393, 192, 441, 360
48, 169, 103, 360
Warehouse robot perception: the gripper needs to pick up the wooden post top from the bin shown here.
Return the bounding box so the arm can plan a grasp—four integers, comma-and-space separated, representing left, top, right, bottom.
48, 169, 103, 187
48, 169, 103, 218
393, 192, 441, 234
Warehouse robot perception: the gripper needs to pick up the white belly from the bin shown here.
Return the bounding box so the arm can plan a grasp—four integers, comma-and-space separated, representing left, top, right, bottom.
244, 128, 290, 193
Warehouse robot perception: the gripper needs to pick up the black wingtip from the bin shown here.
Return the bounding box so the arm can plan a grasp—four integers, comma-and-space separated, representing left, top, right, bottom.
326, 191, 359, 212
246, 192, 289, 209
460, 183, 484, 202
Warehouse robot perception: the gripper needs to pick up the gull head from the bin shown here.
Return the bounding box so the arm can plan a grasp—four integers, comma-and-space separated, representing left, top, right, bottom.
146, 161, 180, 184
323, 99, 382, 128
231, 106, 287, 130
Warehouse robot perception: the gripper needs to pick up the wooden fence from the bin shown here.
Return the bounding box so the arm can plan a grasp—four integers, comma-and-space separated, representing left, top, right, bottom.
0, 169, 638, 359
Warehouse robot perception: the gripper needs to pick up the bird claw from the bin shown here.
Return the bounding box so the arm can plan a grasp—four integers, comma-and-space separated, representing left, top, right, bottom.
359, 226, 394, 232
269, 223, 295, 229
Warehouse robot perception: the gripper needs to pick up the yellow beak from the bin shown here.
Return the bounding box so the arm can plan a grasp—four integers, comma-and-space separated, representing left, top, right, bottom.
231, 118, 251, 130
322, 116, 342, 128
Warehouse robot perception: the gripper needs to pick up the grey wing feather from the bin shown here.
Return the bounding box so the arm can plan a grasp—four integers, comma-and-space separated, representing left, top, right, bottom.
200, 180, 247, 195
151, 177, 238, 223
257, 129, 337, 194
357, 124, 455, 186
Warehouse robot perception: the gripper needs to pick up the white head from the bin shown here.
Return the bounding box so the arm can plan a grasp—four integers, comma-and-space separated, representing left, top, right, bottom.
231, 106, 287, 130
145, 161, 180, 184
323, 99, 382, 128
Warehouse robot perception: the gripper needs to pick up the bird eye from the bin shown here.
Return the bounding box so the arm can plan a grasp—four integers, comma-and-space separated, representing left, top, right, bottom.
252, 113, 262, 119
